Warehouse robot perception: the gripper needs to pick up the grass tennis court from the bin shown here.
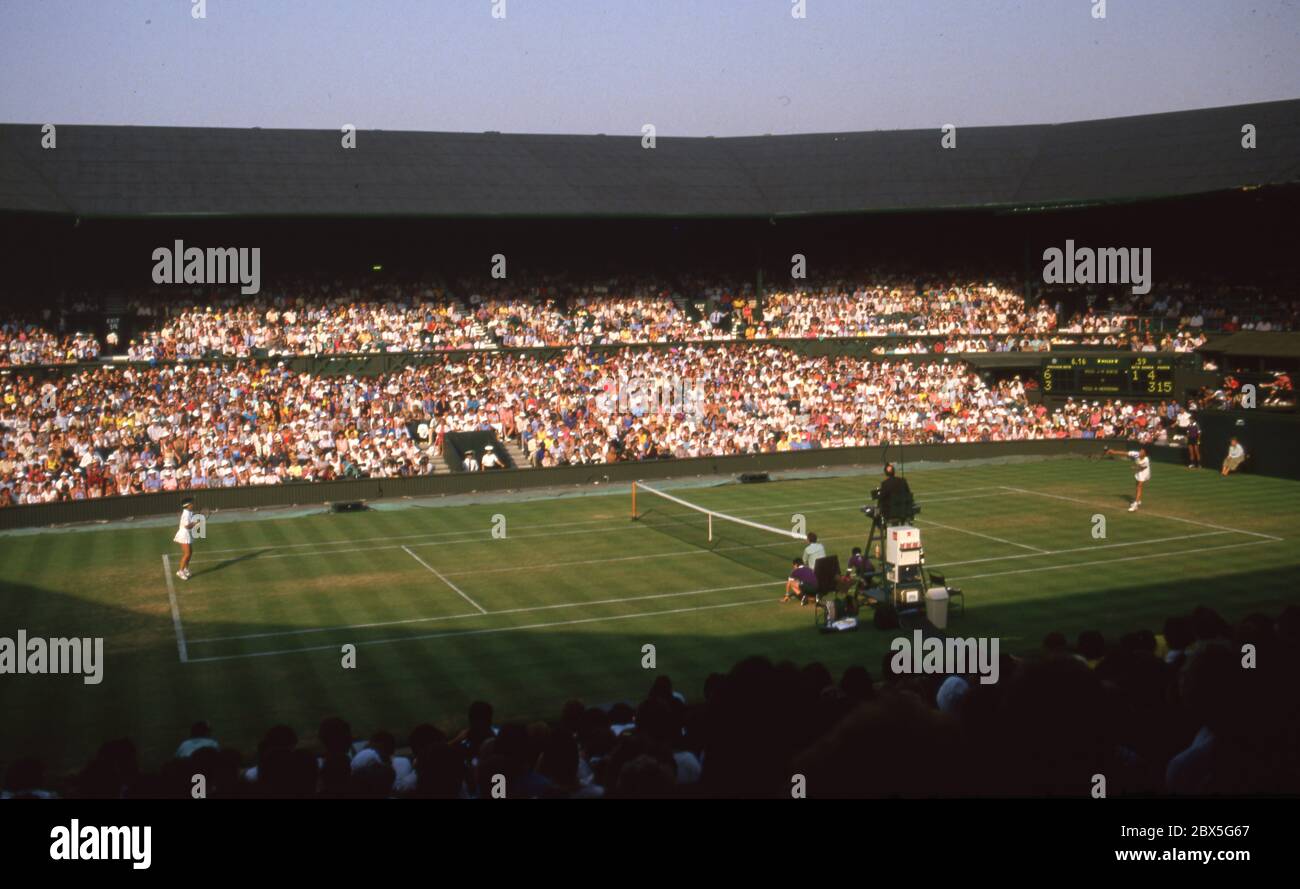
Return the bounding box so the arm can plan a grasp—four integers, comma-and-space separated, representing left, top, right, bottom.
2, 455, 1297, 778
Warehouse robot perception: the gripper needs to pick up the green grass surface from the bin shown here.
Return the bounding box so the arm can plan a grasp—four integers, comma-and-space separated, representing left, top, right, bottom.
2, 456, 1297, 777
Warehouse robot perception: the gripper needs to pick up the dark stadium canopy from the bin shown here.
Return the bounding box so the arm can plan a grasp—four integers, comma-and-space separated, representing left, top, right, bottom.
1, 99, 1297, 219
1200, 332, 1300, 360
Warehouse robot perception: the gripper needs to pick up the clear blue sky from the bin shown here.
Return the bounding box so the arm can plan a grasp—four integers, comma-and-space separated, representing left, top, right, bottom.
2, 0, 1297, 135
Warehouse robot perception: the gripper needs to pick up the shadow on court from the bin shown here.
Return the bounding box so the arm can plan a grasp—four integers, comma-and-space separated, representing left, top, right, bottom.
194, 549, 274, 576
2, 554, 1299, 787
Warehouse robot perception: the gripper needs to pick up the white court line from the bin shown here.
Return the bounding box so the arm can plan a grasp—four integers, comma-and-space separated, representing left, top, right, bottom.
440, 531, 870, 578
187, 580, 782, 645
175, 492, 1019, 565
171, 489, 1017, 562
915, 517, 1048, 553
196, 524, 1231, 645
449, 523, 1238, 582
928, 530, 1230, 570
172, 476, 1292, 662
175, 493, 1013, 569
189, 513, 638, 557
178, 524, 859, 572
730, 490, 1014, 520
184, 524, 646, 564
185, 596, 776, 664
402, 545, 487, 614
184, 535, 1286, 663
437, 507, 1044, 579
179, 505, 1206, 582
948, 538, 1280, 583
190, 528, 1239, 647
1002, 486, 1283, 541
674, 486, 1011, 517
161, 554, 189, 663
694, 483, 1007, 509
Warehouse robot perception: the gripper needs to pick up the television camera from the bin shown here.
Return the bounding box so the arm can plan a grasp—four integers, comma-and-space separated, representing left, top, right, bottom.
858, 483, 960, 626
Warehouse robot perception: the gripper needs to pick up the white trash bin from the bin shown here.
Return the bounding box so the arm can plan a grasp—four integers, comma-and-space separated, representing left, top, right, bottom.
925, 587, 950, 630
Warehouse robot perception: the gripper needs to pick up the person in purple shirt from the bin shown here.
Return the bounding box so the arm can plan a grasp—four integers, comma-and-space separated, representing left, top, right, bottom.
847, 546, 876, 594
783, 558, 819, 606
847, 546, 873, 579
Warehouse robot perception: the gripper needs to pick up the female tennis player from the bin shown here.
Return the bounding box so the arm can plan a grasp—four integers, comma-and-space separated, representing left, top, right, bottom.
173, 497, 201, 580
1105, 447, 1151, 512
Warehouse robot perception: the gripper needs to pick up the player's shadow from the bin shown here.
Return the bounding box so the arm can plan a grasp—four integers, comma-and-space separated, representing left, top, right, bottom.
195, 549, 273, 576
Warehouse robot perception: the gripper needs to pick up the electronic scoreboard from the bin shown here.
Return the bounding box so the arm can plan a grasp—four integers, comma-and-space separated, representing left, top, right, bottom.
1040, 356, 1176, 396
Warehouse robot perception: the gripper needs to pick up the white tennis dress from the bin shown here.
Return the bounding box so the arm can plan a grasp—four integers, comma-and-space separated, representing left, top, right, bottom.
1128, 451, 1152, 483
173, 507, 193, 545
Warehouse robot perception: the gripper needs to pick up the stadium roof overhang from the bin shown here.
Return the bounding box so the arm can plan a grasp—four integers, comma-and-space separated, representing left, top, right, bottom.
1200, 332, 1300, 360
1, 99, 1297, 220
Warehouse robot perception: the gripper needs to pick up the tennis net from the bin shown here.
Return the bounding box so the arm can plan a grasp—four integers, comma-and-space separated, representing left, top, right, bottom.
632, 481, 806, 578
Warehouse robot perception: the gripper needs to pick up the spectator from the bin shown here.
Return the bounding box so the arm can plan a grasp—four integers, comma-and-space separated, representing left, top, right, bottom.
1221, 437, 1247, 476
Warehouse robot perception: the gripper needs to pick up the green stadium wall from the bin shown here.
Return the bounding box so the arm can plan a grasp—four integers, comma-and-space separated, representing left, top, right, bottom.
1148, 409, 1300, 479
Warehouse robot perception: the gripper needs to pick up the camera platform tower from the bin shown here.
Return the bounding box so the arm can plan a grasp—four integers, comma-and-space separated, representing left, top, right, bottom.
862, 492, 934, 614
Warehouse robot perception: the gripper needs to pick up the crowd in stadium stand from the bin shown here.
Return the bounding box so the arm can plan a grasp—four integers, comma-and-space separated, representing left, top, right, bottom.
753, 283, 1060, 338
5, 603, 1295, 798
1135, 281, 1300, 333
479, 296, 717, 346
0, 275, 1199, 366
1042, 396, 1180, 445
0, 345, 1197, 504
0, 321, 100, 367
1046, 277, 1300, 343
1202, 370, 1295, 410
0, 302, 1202, 366
122, 283, 496, 359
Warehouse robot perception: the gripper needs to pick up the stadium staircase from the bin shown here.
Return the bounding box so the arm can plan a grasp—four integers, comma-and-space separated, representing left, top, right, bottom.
668, 281, 698, 322
502, 439, 530, 469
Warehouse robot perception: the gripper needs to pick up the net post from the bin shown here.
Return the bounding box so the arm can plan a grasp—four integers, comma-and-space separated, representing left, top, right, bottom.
708, 513, 713, 543
631, 482, 637, 519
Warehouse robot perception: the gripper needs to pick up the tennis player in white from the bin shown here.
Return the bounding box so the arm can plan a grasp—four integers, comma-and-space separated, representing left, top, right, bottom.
1105, 447, 1151, 511
173, 497, 201, 580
